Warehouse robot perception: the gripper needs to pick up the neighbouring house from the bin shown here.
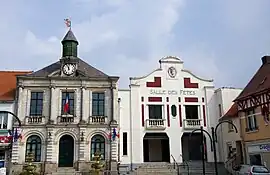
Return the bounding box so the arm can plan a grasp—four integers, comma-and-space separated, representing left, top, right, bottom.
10, 29, 119, 174
234, 56, 270, 168
0, 71, 31, 171
211, 87, 242, 163
220, 103, 243, 172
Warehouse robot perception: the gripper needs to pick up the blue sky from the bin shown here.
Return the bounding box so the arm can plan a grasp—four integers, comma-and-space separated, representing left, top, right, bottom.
0, 0, 270, 88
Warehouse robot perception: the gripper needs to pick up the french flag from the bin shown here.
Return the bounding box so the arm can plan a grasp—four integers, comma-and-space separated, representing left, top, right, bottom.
64, 96, 69, 113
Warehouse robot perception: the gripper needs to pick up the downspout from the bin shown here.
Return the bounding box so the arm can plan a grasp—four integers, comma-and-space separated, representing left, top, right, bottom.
117, 98, 121, 164
129, 85, 133, 171
109, 79, 114, 171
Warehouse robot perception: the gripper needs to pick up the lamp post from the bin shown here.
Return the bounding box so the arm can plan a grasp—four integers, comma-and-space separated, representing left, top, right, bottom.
189, 120, 238, 175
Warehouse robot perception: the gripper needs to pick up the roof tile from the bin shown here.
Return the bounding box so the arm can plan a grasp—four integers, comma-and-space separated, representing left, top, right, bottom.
0, 71, 32, 101
235, 56, 270, 101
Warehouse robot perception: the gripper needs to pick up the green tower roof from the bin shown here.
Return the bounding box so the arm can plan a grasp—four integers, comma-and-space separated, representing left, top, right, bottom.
61, 29, 78, 44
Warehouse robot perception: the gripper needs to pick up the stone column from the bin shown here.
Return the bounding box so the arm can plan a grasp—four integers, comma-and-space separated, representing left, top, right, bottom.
80, 86, 86, 122
50, 85, 56, 122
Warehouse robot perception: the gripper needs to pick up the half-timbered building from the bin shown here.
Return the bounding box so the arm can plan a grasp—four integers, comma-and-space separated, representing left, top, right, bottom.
234, 56, 270, 168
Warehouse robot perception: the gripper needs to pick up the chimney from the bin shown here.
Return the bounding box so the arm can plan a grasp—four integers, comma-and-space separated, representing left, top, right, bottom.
261, 56, 270, 65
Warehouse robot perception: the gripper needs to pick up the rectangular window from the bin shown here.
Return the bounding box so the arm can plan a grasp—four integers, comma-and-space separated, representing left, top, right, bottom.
185, 105, 199, 119
227, 142, 232, 158
0, 113, 7, 129
123, 132, 127, 156
92, 92, 105, 116
218, 104, 222, 117
148, 105, 162, 119
246, 109, 257, 132
30, 92, 43, 116
0, 150, 5, 168
228, 120, 234, 132
61, 91, 75, 115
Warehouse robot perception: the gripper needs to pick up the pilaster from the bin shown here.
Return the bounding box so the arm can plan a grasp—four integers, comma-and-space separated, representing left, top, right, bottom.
79, 128, 86, 161
11, 142, 19, 163
46, 128, 55, 162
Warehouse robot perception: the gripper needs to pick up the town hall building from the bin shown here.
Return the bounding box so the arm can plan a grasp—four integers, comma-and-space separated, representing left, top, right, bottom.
10, 29, 119, 174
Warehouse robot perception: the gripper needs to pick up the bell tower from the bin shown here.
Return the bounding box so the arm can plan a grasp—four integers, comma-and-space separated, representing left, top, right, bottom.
60, 21, 79, 76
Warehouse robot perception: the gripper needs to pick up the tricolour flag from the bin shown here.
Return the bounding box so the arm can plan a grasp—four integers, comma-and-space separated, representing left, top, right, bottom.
63, 96, 69, 113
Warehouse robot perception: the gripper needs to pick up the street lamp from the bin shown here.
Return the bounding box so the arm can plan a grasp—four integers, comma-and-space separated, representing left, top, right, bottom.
189, 120, 238, 175
0, 111, 22, 144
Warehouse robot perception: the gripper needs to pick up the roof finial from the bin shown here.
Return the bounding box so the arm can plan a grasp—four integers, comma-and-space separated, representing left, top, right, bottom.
64, 18, 71, 30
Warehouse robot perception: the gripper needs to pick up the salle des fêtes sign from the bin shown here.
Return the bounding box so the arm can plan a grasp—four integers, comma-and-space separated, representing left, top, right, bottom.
149, 89, 196, 96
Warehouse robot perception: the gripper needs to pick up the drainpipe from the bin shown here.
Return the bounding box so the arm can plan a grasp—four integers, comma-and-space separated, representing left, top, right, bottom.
117, 98, 121, 164
129, 85, 133, 171
109, 79, 114, 171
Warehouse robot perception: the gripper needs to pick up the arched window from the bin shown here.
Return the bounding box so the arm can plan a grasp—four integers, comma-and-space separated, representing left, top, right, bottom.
91, 135, 105, 160
25, 135, 41, 162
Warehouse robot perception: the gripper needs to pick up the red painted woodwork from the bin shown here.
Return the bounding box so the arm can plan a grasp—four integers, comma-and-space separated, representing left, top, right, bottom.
203, 105, 206, 127
148, 97, 162, 102
146, 77, 162, 87
184, 78, 199, 88
141, 104, 145, 127
167, 105, 170, 127
179, 105, 182, 127
185, 97, 198, 102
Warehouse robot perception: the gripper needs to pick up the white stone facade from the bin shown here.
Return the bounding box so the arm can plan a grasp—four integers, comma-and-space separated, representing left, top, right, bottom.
10, 78, 119, 174
118, 56, 222, 171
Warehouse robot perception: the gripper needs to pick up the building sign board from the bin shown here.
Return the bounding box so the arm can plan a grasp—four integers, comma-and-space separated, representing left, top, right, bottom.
149, 89, 196, 96
248, 144, 270, 153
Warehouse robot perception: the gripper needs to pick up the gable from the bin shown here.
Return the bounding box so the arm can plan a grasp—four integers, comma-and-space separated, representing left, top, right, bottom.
23, 58, 109, 79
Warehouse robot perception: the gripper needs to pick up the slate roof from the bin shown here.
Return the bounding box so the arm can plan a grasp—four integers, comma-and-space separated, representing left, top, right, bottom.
24, 58, 109, 78
0, 71, 32, 101
62, 30, 78, 44
235, 56, 270, 101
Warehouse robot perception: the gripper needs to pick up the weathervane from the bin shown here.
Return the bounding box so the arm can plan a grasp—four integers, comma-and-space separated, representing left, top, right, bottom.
64, 18, 71, 29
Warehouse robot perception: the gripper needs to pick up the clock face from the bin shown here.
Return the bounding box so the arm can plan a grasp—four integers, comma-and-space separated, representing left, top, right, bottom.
168, 66, 177, 78
63, 64, 75, 75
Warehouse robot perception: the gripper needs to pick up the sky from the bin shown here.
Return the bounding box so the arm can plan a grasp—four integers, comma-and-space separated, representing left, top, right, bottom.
0, 0, 270, 88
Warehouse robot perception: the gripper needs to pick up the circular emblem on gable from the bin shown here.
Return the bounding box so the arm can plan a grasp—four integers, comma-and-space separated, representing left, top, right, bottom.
168, 66, 177, 78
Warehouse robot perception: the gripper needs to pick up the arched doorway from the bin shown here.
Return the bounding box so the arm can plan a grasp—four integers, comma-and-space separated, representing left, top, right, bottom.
58, 135, 74, 167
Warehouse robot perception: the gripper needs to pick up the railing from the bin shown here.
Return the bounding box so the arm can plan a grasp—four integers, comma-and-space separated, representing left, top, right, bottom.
89, 116, 107, 124
225, 153, 238, 174
25, 116, 44, 124
145, 119, 166, 130
57, 115, 77, 124
183, 119, 201, 129
171, 155, 180, 175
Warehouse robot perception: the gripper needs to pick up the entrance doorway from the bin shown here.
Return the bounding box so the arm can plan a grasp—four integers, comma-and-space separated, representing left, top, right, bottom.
143, 133, 170, 162
58, 135, 74, 167
181, 133, 206, 161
